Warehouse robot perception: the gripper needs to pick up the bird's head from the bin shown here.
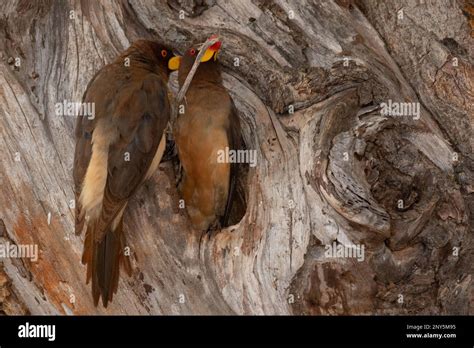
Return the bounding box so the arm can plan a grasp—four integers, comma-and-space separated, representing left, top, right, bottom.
149, 43, 179, 73
169, 35, 222, 84
157, 47, 177, 71
128, 40, 180, 75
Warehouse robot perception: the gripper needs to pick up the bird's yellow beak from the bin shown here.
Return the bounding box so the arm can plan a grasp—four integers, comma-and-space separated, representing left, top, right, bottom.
168, 56, 181, 70
200, 40, 222, 63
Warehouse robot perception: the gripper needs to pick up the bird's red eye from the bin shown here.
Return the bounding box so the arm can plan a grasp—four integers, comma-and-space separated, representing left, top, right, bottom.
161, 50, 168, 58
189, 48, 196, 56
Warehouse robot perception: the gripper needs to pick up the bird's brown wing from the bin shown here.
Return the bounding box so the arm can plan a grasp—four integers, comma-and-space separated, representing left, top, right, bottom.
75, 70, 169, 239
222, 101, 244, 226
92, 74, 170, 240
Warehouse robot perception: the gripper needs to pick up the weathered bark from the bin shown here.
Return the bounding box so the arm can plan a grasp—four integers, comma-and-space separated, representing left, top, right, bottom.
0, 0, 472, 314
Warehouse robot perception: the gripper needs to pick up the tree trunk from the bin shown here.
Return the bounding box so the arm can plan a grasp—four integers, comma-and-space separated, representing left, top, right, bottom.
0, 0, 472, 315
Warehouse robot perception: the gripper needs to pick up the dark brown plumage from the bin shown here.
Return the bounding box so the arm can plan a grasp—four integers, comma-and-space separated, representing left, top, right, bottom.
173, 41, 244, 231
73, 40, 175, 307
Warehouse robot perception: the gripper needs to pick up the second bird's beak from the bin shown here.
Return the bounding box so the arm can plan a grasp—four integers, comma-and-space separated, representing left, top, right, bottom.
200, 40, 222, 62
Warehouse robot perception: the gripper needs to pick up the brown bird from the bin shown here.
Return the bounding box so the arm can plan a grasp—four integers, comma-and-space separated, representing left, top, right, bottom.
170, 38, 244, 231
73, 40, 178, 307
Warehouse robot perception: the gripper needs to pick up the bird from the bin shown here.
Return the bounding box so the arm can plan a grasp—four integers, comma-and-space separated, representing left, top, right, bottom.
73, 39, 179, 307
170, 37, 245, 232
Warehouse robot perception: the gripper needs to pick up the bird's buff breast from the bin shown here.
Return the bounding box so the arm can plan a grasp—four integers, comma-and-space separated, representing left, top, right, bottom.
174, 114, 230, 224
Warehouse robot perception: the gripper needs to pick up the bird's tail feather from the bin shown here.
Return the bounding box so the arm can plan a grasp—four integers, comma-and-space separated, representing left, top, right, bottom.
82, 217, 132, 307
